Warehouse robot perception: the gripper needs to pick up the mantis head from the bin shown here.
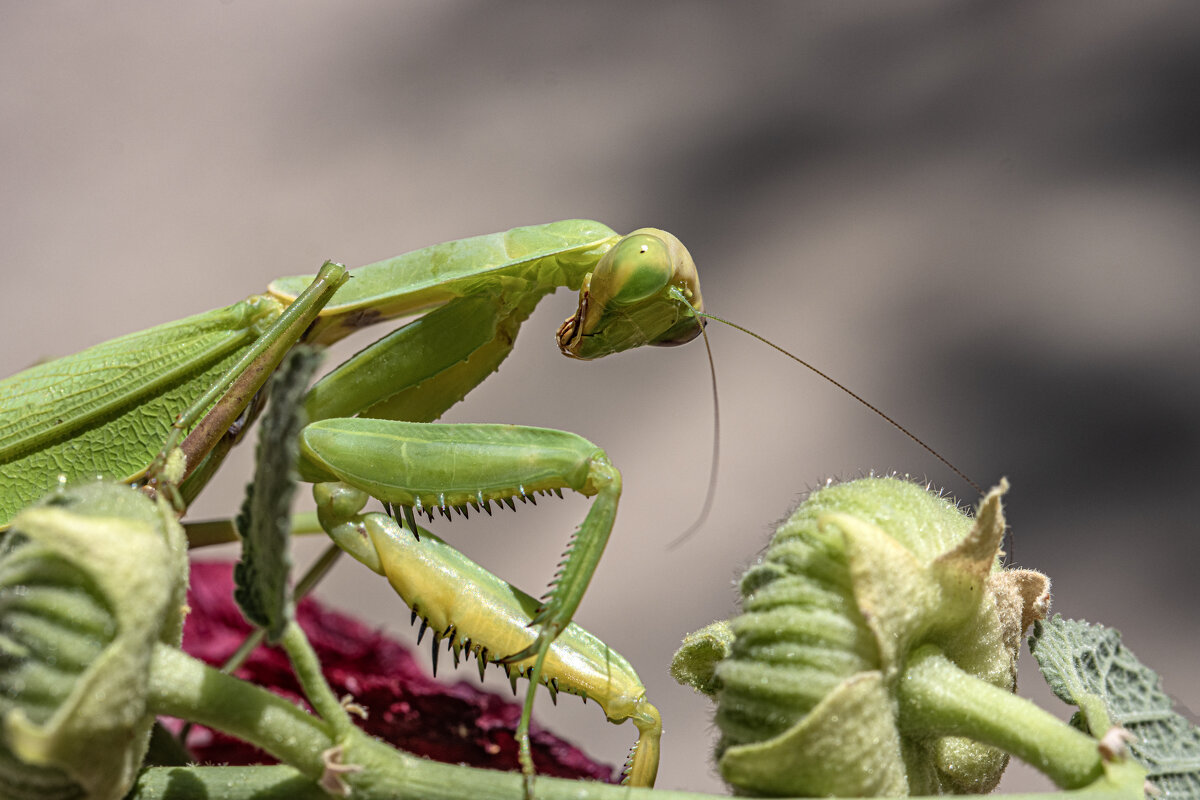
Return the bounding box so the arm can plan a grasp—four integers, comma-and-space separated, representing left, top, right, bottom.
557, 228, 704, 360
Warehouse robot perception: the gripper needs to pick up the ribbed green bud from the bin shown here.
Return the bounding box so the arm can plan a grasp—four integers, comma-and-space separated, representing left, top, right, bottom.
0, 482, 187, 800
672, 477, 1050, 797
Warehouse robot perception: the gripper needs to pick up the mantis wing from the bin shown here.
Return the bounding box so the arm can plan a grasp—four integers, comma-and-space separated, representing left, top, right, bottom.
269, 219, 618, 345
0, 297, 282, 526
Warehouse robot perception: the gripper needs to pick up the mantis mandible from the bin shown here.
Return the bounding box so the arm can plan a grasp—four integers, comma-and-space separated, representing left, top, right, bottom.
0, 219, 703, 786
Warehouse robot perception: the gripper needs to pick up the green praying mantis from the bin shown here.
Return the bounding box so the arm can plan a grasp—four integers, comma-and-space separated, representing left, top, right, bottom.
0, 219, 705, 787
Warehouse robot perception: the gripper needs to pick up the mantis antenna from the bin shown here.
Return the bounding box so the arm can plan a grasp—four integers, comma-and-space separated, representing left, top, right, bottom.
666, 287, 991, 552
666, 318, 721, 550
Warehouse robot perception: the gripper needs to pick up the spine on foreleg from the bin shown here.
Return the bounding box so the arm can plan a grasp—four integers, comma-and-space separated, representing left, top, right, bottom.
337, 510, 661, 786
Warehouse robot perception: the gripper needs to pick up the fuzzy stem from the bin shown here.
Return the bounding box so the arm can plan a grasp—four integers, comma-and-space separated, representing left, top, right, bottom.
129, 756, 1142, 800
175, 543, 344, 748
897, 645, 1104, 789
138, 643, 1133, 800
146, 643, 334, 777
131, 765, 331, 799
279, 618, 356, 737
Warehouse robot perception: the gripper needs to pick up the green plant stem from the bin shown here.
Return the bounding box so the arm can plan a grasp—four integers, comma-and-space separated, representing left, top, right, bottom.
280, 618, 356, 737
184, 511, 324, 548
129, 757, 1143, 800
135, 641, 1143, 800
131, 765, 332, 800
213, 541, 341, 677
1073, 693, 1114, 738
897, 645, 1105, 789
176, 526, 342, 748
146, 643, 334, 778
138, 614, 1133, 800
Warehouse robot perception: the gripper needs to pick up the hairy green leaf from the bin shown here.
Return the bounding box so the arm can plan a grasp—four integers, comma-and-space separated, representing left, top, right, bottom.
233, 346, 324, 641
1030, 615, 1200, 799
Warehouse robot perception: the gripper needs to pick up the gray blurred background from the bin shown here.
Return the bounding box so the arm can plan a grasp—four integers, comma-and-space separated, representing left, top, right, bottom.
2, 2, 1197, 794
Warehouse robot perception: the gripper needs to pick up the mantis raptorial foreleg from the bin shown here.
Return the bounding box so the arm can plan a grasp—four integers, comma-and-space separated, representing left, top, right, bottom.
320, 494, 662, 787
301, 419, 626, 781
304, 420, 621, 657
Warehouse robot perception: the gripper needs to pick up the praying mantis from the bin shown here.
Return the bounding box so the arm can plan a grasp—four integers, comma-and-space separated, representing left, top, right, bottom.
0, 219, 703, 787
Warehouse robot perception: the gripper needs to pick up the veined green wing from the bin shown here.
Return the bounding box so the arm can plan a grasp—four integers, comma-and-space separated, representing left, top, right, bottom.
0, 296, 282, 526
269, 219, 618, 344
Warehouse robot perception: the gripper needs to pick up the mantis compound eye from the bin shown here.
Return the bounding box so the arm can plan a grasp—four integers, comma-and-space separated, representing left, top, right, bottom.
599, 233, 676, 306
557, 228, 704, 359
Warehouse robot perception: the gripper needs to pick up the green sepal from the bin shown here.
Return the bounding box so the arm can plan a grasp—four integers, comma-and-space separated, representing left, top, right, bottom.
0, 482, 187, 800
721, 670, 909, 796
819, 492, 1026, 794
669, 621, 734, 697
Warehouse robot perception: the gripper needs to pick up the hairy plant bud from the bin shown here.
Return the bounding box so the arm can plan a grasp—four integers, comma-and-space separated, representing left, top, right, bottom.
0, 482, 187, 800
672, 477, 1050, 796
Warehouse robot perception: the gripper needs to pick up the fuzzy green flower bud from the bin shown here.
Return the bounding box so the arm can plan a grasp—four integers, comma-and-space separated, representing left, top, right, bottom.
0, 482, 188, 800
672, 477, 1050, 797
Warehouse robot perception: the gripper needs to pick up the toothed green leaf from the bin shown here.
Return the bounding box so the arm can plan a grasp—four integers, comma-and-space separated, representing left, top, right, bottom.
233, 345, 323, 642
1030, 615, 1200, 798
